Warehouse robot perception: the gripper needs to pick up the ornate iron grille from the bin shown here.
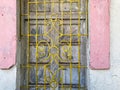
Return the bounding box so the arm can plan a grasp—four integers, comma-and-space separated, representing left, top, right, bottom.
20, 0, 88, 90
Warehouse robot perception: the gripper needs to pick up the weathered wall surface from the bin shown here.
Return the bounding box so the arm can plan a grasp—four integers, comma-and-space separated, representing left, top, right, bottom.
0, 0, 16, 69
88, 0, 120, 90
0, 0, 120, 90
0, 0, 17, 90
90, 0, 110, 69
0, 66, 16, 90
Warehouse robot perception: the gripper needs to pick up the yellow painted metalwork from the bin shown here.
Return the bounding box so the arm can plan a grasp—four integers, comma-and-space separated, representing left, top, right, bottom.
20, 0, 88, 90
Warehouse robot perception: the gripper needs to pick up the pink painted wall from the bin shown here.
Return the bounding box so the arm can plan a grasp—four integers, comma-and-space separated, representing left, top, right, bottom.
0, 0, 16, 69
90, 0, 110, 69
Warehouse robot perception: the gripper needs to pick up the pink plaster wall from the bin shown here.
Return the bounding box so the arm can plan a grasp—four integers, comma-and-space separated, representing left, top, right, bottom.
90, 0, 110, 69
0, 0, 16, 69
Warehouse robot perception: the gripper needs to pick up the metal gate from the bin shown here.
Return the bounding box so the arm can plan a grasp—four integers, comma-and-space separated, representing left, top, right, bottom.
20, 0, 88, 90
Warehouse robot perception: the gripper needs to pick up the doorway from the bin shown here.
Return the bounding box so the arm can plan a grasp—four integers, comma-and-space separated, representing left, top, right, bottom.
19, 0, 88, 90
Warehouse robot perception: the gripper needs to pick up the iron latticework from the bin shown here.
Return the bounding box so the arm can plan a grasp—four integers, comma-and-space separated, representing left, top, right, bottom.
20, 0, 88, 90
